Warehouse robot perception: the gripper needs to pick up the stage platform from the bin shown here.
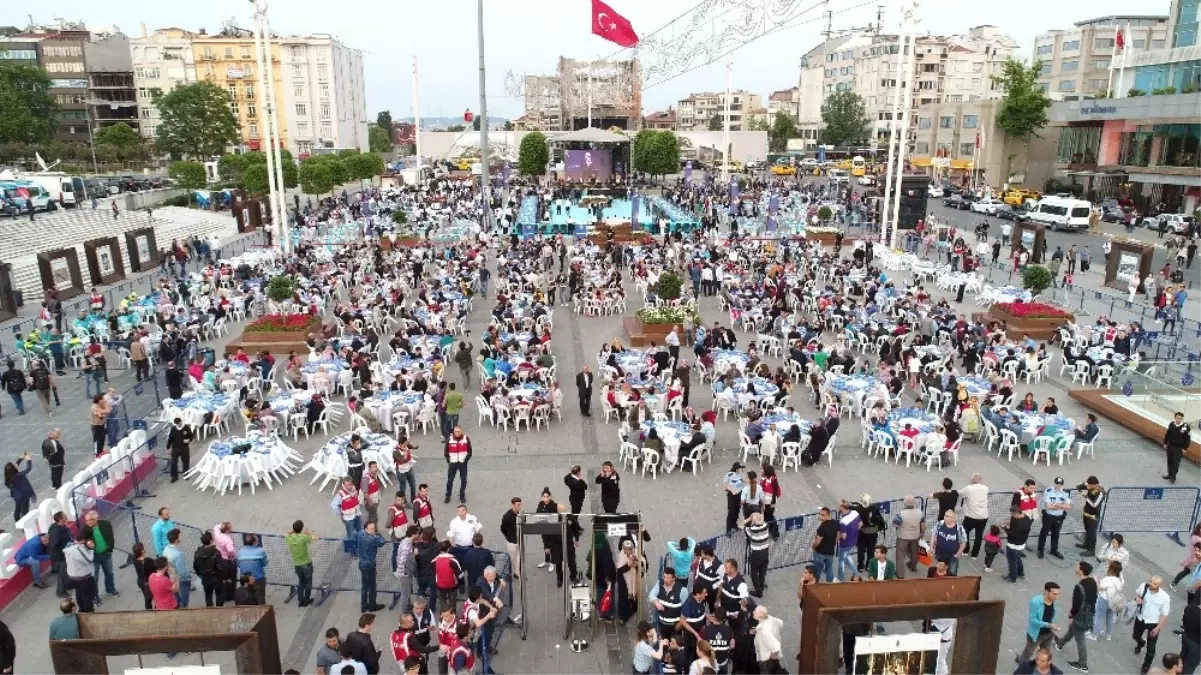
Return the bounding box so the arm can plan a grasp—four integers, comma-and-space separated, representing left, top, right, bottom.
1068, 388, 1201, 465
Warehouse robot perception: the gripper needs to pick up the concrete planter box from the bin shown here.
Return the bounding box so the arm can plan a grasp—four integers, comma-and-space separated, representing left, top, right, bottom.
988, 303, 1073, 340
226, 316, 321, 357
623, 316, 685, 348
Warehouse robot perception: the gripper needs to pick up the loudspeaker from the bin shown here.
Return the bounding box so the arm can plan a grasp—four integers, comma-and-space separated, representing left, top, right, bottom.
895, 175, 931, 230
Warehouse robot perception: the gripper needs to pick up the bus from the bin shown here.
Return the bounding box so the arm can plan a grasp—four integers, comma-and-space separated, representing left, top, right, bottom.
0, 180, 50, 214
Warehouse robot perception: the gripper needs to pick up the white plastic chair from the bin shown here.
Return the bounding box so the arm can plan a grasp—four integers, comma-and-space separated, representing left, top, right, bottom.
1070, 361, 1091, 385
1074, 430, 1097, 460
895, 435, 917, 467
640, 448, 661, 479
1029, 436, 1054, 466
1095, 364, 1114, 388
998, 429, 1021, 461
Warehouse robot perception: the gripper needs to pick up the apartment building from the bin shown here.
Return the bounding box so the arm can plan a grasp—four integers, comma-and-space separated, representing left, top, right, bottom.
130, 27, 198, 141
84, 32, 137, 134
25, 27, 90, 143
908, 99, 1005, 185
522, 75, 562, 131
191, 27, 367, 156
676, 90, 763, 131
643, 109, 676, 130
1033, 15, 1170, 99
797, 26, 1017, 150
767, 87, 800, 125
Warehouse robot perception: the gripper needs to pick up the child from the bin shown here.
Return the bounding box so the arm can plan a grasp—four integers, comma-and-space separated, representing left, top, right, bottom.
1062, 271, 1074, 289
983, 524, 1003, 572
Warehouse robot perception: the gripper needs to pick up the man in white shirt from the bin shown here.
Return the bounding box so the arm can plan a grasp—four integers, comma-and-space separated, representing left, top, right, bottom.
752, 605, 784, 672
446, 504, 482, 562
1133, 576, 1171, 675
959, 473, 989, 559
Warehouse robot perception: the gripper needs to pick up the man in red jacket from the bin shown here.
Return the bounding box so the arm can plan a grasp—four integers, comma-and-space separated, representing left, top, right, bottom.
443, 426, 472, 504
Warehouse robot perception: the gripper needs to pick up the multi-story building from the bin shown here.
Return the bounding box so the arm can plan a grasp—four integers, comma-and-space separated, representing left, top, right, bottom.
908, 99, 1005, 185
24, 26, 90, 143
517, 58, 641, 131
1033, 15, 1170, 99
676, 91, 763, 131
767, 87, 800, 125
191, 25, 367, 156
797, 26, 1016, 151
84, 31, 138, 135
643, 109, 676, 130
130, 27, 198, 141
0, 36, 41, 66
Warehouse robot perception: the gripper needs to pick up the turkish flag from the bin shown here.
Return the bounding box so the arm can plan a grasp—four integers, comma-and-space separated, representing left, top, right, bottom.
1115, 29, 1125, 51
592, 0, 639, 48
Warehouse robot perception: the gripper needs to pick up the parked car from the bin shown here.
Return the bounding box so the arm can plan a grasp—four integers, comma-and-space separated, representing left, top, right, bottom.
928, 185, 944, 198
970, 197, 1004, 215
1101, 206, 1127, 222
1002, 188, 1041, 206
943, 194, 966, 209
771, 164, 797, 176
1142, 213, 1193, 234
994, 204, 1026, 221
858, 174, 877, 186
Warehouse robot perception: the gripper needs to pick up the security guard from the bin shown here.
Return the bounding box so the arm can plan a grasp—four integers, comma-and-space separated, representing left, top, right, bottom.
695, 544, 723, 612
679, 585, 709, 648
1037, 477, 1072, 560
654, 567, 685, 641
719, 559, 750, 631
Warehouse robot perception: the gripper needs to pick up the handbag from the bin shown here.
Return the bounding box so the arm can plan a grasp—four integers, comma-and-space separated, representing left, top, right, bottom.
599, 584, 613, 615
1121, 582, 1149, 625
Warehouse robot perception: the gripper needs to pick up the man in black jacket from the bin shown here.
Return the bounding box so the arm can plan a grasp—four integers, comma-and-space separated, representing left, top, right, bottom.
47, 511, 72, 598
344, 613, 382, 675
193, 531, 223, 606
166, 417, 194, 483
1, 359, 27, 416
575, 366, 593, 417
0, 620, 13, 675
80, 510, 118, 599
500, 497, 521, 580
164, 361, 184, 400
1163, 411, 1192, 484
42, 428, 66, 489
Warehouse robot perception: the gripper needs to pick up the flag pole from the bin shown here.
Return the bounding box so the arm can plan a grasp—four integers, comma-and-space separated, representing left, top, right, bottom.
1105, 23, 1119, 97
413, 54, 422, 177
477, 0, 492, 230
1118, 21, 1130, 98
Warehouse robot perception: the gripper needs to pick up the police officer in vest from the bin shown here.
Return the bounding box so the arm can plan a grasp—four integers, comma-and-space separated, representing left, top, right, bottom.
702, 605, 735, 674
654, 567, 685, 642
720, 559, 750, 632
695, 544, 722, 612
390, 613, 440, 672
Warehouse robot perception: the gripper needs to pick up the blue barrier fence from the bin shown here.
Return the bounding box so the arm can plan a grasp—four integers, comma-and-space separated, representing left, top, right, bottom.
662, 486, 1201, 578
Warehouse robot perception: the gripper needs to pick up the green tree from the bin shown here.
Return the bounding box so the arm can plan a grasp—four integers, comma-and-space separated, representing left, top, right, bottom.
708, 113, 723, 131
375, 110, 393, 134
768, 112, 798, 153
992, 57, 1051, 180
368, 124, 392, 153
819, 91, 870, 147
242, 163, 270, 195
153, 81, 241, 159
218, 153, 248, 182
1021, 264, 1053, 296
646, 131, 680, 177
299, 156, 335, 195
0, 62, 56, 144
342, 152, 379, 184
517, 131, 549, 176
168, 160, 207, 205
95, 122, 140, 149
446, 124, 466, 132
472, 116, 481, 131
748, 117, 770, 131
631, 129, 656, 174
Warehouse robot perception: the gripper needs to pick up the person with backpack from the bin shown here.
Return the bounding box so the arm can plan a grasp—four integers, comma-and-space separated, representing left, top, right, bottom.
1054, 561, 1097, 672
2, 360, 27, 415
28, 360, 55, 417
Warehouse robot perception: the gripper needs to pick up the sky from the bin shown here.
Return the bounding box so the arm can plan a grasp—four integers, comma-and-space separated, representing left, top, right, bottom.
3, 0, 1164, 121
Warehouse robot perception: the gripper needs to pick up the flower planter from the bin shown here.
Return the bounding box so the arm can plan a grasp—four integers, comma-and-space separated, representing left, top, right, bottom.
623, 317, 685, 348
988, 303, 1073, 341
227, 315, 322, 357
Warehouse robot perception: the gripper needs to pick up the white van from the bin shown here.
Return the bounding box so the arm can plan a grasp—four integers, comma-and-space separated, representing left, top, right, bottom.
23, 173, 76, 207
1026, 196, 1092, 232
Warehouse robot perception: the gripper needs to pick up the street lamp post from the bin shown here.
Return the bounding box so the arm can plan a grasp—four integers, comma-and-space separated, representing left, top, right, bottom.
250, 0, 284, 254
476, 0, 492, 230
887, 0, 920, 251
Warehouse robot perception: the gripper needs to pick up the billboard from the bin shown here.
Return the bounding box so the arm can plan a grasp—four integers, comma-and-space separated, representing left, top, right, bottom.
563, 149, 612, 182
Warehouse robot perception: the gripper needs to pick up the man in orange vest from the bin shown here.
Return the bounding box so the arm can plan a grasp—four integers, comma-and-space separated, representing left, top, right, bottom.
361, 461, 384, 525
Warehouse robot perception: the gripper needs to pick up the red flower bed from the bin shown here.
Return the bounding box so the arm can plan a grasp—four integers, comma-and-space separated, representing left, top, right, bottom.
995, 301, 1072, 319
245, 314, 320, 333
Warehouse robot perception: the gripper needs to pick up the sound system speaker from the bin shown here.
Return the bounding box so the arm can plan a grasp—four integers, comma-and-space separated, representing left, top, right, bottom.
890, 174, 931, 230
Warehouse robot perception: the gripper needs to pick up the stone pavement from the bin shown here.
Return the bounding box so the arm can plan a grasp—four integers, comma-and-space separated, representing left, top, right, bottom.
2, 235, 1197, 674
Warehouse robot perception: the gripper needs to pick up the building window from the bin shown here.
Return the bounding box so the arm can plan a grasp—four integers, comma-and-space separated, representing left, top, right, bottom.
294, 84, 304, 97
241, 46, 251, 59
952, 78, 965, 89
1157, 123, 1201, 168
295, 103, 307, 116
291, 45, 305, 59
320, 123, 332, 138
1133, 39, 1146, 49
970, 78, 981, 88
1036, 44, 1053, 55
297, 122, 309, 135
292, 64, 303, 78
1035, 82, 1048, 92
1058, 79, 1077, 92
316, 47, 328, 62
320, 103, 331, 118
1134, 63, 1171, 91
1064, 40, 1080, 51
959, 142, 975, 156
914, 142, 930, 154
230, 102, 239, 116
141, 108, 152, 119
939, 116, 954, 128
918, 117, 931, 130
245, 83, 255, 98
249, 123, 258, 136
1056, 125, 1102, 163
963, 115, 978, 128
1175, 0, 1199, 47
946, 94, 964, 102
1089, 79, 1110, 91
0, 49, 37, 60
247, 104, 257, 117
1061, 60, 1079, 72
972, 62, 984, 72
936, 143, 953, 155
1173, 60, 1201, 91
1152, 39, 1167, 49
1090, 59, 1111, 70
317, 64, 328, 80
1094, 38, 1114, 49
297, 141, 313, 154
224, 47, 233, 58
228, 84, 237, 99
138, 87, 148, 99
1039, 62, 1052, 75
319, 84, 329, 100
46, 62, 84, 73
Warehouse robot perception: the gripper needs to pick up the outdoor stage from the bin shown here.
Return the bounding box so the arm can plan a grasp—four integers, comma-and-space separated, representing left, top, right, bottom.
1068, 387, 1201, 464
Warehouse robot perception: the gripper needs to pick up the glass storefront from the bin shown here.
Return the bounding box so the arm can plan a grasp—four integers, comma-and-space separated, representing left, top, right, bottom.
1056, 125, 1102, 163
1116, 124, 1201, 168
1118, 128, 1154, 166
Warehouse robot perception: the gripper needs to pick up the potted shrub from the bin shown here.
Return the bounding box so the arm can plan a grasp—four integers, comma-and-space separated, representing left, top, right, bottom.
652, 271, 684, 302
988, 298, 1074, 340
267, 275, 295, 302
817, 205, 833, 223
1021, 265, 1053, 298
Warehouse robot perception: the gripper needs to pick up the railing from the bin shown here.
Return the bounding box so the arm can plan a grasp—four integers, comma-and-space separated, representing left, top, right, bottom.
662, 486, 1201, 578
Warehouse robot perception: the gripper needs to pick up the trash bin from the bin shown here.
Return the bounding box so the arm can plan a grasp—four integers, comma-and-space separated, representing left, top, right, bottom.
201, 347, 216, 368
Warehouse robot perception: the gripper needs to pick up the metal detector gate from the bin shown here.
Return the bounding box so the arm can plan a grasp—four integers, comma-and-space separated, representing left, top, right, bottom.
517, 512, 572, 640
589, 513, 646, 638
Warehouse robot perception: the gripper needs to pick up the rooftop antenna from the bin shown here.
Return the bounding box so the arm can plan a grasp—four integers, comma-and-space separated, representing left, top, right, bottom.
876, 5, 885, 34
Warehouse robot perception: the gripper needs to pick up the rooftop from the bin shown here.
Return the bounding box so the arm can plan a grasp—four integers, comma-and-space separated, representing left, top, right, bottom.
1075, 15, 1169, 27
